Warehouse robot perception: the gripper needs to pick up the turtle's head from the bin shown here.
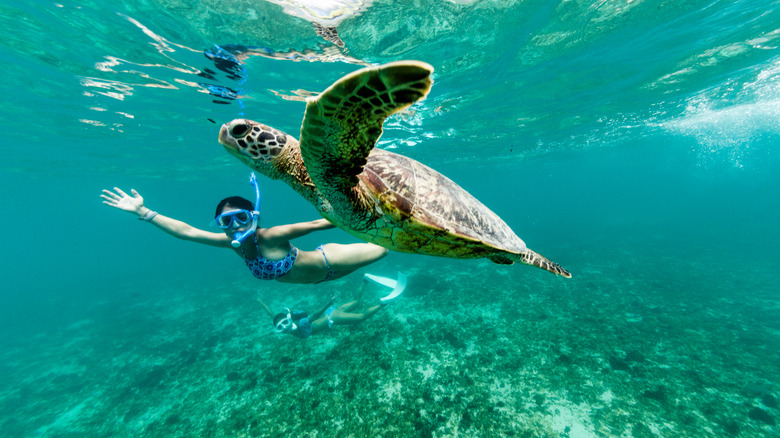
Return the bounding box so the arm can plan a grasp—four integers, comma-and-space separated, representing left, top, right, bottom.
218, 119, 290, 174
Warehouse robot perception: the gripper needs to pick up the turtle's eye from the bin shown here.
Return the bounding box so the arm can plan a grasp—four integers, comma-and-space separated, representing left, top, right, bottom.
230, 123, 250, 139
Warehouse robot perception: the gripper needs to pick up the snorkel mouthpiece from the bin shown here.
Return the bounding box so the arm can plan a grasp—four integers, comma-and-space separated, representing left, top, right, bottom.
230, 173, 261, 248
231, 229, 253, 248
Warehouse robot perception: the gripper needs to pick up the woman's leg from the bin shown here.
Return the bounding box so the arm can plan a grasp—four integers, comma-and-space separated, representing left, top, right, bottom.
338, 300, 360, 312
318, 243, 388, 280
330, 305, 383, 326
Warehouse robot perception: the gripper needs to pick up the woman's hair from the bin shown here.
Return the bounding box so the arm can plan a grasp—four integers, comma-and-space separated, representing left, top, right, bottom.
214, 196, 254, 218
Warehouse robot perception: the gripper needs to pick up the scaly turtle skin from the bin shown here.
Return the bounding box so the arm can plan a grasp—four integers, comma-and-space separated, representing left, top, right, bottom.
218, 61, 571, 277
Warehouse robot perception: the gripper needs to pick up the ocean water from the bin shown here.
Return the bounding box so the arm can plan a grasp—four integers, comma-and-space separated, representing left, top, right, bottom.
1, 0, 778, 436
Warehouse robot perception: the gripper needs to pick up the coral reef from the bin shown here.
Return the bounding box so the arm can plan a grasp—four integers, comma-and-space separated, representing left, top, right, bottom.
1, 253, 777, 436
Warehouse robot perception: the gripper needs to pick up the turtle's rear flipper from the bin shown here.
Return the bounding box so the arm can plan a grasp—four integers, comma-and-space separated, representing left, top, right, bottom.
519, 249, 572, 278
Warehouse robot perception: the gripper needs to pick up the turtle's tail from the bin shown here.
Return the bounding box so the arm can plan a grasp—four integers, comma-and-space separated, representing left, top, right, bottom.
518, 248, 572, 278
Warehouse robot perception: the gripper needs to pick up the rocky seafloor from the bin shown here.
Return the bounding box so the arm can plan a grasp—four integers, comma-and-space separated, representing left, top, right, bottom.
1, 249, 777, 437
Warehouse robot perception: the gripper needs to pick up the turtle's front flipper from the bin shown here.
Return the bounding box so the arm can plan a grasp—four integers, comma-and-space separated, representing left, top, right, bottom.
519, 249, 572, 278
299, 61, 433, 196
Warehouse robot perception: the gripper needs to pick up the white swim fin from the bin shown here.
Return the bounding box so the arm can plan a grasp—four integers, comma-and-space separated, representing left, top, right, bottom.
364, 271, 407, 304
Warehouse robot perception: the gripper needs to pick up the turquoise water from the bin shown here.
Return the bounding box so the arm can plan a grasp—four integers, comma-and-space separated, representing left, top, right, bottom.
1, 0, 779, 435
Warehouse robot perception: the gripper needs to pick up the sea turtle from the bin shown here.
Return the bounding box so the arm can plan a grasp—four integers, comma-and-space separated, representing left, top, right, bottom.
217, 61, 571, 278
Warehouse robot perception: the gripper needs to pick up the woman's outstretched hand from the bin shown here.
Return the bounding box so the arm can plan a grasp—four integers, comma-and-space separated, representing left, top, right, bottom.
101, 187, 145, 215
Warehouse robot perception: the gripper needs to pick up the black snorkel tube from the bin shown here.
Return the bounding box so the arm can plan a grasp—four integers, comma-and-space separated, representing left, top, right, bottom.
231, 173, 261, 248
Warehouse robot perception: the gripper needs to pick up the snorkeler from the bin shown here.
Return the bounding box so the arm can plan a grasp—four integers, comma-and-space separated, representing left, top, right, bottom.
101, 174, 388, 284
259, 272, 407, 339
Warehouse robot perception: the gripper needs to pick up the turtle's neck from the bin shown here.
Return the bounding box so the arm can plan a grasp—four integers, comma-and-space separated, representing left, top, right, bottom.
271, 140, 319, 204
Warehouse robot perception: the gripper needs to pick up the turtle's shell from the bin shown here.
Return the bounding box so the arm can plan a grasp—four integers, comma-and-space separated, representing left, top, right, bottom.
341, 148, 527, 259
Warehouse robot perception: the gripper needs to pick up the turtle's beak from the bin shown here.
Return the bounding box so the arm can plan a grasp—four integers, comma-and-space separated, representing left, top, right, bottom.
218, 123, 237, 151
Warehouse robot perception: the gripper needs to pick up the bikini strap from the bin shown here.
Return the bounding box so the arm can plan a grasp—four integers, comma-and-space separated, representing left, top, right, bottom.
254, 232, 262, 253
240, 239, 248, 260
239, 232, 260, 261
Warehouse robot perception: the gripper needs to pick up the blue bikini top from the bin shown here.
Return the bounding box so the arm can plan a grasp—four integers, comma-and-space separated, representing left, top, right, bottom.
241, 236, 297, 280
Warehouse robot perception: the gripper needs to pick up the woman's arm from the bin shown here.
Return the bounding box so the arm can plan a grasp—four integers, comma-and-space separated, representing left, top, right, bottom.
264, 218, 335, 243
101, 187, 231, 248
257, 296, 276, 319
309, 295, 336, 321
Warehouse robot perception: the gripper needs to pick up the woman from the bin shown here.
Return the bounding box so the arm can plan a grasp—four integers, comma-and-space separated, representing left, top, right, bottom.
258, 293, 386, 339
100, 185, 388, 283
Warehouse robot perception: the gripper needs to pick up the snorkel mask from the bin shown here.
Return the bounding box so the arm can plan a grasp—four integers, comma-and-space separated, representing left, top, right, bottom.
274, 308, 297, 333
230, 173, 260, 248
